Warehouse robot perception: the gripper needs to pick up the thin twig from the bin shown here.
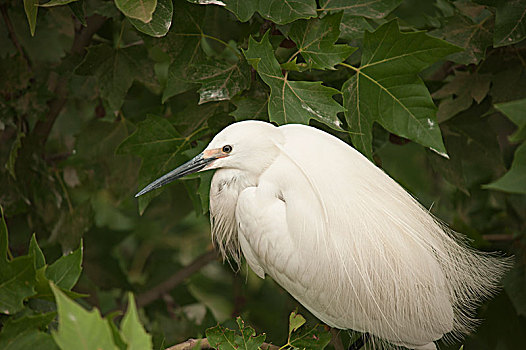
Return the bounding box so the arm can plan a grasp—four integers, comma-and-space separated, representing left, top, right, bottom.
136, 250, 218, 308
165, 338, 280, 350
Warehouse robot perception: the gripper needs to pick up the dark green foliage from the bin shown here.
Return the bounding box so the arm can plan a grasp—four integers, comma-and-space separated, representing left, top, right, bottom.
0, 0, 525, 349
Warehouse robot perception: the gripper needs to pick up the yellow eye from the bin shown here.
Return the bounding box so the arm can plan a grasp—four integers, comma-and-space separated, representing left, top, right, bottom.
222, 145, 233, 153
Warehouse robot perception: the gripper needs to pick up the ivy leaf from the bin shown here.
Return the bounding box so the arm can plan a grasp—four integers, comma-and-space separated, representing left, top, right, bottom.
188, 59, 251, 104
220, 0, 317, 25
342, 20, 461, 158
484, 142, 526, 194
244, 31, 344, 130
0, 209, 36, 315
288, 311, 306, 335
128, 0, 172, 37
23, 0, 39, 36
115, 0, 157, 23
205, 317, 265, 350
431, 14, 493, 64
494, 98, 526, 142
432, 70, 491, 122
288, 13, 357, 70
319, 0, 402, 19
46, 241, 83, 290
289, 324, 331, 350
121, 293, 152, 350
117, 115, 209, 213
76, 44, 150, 113
477, 0, 526, 47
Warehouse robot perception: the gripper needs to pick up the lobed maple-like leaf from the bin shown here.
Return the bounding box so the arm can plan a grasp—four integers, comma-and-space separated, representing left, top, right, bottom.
244, 31, 344, 129
431, 14, 493, 65
220, 0, 317, 24
288, 13, 357, 70
206, 317, 266, 350
76, 44, 151, 113
188, 59, 251, 104
51, 284, 118, 350
342, 20, 461, 158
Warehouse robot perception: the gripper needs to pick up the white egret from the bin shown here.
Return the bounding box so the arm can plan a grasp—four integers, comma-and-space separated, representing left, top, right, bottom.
136, 121, 510, 350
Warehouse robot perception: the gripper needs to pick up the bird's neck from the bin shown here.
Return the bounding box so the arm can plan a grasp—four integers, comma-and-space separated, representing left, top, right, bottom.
209, 168, 257, 262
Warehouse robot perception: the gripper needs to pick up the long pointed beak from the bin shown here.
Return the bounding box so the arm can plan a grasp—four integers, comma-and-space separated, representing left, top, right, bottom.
135, 152, 216, 197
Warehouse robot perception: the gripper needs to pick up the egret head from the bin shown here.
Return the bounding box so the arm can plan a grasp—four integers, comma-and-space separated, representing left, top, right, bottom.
135, 120, 281, 197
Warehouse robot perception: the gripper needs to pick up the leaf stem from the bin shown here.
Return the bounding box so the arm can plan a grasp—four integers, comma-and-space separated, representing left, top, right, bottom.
338, 62, 360, 72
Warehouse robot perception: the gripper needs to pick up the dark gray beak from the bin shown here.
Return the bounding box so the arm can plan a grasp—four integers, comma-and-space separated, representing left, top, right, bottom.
135, 152, 216, 197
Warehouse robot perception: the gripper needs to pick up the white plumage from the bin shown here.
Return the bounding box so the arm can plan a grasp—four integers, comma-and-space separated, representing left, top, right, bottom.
136, 120, 510, 350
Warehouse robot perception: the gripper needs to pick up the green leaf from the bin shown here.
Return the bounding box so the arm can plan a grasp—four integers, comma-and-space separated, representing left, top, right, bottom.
288, 13, 357, 70
339, 14, 374, 41
161, 4, 205, 102
0, 209, 36, 315
117, 115, 208, 213
69, 0, 86, 27
121, 293, 152, 350
288, 311, 306, 336
0, 312, 59, 350
76, 44, 151, 113
29, 234, 46, 269
432, 70, 491, 122
115, 0, 157, 23
5, 132, 25, 180
188, 59, 251, 104
23, 0, 39, 36
430, 14, 493, 64
221, 0, 317, 24
342, 20, 461, 158
319, 0, 402, 18
495, 98, 526, 142
230, 91, 269, 121
503, 264, 526, 317
51, 284, 118, 350
484, 142, 526, 194
129, 0, 173, 37
244, 31, 345, 129
40, 0, 79, 7
205, 317, 265, 350
289, 324, 331, 350
0, 206, 7, 264
479, 0, 526, 47
46, 241, 83, 290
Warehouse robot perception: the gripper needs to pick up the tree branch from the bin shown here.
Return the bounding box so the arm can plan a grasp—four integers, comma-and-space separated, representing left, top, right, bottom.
137, 249, 218, 308
165, 338, 280, 350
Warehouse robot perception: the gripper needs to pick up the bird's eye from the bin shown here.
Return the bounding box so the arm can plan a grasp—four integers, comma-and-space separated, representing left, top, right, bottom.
222, 145, 233, 153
